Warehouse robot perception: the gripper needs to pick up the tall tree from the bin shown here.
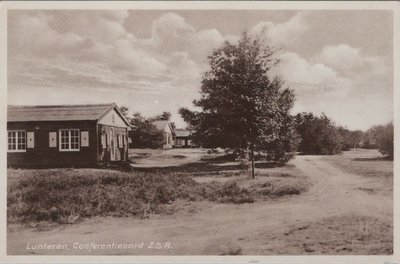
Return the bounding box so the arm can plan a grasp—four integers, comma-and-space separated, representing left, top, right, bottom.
295, 112, 343, 155
180, 33, 298, 178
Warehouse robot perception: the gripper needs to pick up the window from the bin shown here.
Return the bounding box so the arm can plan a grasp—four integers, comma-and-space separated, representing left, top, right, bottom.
59, 129, 80, 151
176, 139, 183, 147
8, 131, 26, 152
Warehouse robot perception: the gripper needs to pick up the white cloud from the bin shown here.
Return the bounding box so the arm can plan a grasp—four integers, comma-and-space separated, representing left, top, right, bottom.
274, 52, 339, 90
250, 12, 308, 47
12, 13, 85, 57
113, 39, 167, 75
187, 29, 225, 62
7, 10, 393, 130
149, 12, 195, 49
316, 44, 388, 77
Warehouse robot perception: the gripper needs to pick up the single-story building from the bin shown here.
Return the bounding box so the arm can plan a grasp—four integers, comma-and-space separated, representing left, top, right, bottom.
174, 129, 196, 148
7, 103, 131, 167
152, 120, 174, 149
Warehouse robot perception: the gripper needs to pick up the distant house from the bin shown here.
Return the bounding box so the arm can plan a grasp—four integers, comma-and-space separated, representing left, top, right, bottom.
152, 120, 174, 149
174, 129, 196, 148
7, 103, 131, 167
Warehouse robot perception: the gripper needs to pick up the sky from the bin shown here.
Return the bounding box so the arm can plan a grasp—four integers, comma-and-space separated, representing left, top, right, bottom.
7, 10, 393, 131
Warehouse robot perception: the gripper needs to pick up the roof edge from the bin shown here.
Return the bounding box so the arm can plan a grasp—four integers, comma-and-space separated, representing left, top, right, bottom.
7, 103, 114, 109
97, 103, 131, 127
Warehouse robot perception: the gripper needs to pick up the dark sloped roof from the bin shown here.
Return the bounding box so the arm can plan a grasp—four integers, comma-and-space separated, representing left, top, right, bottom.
152, 120, 170, 131
175, 129, 191, 137
8, 103, 117, 122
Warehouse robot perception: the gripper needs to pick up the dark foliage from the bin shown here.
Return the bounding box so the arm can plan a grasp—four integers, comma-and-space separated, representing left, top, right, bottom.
365, 122, 393, 159
295, 112, 343, 155
128, 113, 164, 148
337, 127, 363, 151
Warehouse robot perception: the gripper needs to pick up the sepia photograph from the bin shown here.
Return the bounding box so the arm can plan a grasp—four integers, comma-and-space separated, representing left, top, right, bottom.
1, 1, 398, 262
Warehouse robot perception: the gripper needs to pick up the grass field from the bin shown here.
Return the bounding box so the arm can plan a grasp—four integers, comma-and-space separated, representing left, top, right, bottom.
7, 148, 392, 255
7, 150, 308, 225
320, 149, 393, 197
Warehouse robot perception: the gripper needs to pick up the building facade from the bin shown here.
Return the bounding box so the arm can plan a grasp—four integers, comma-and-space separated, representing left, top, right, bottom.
7, 103, 130, 167
152, 120, 174, 149
174, 129, 195, 148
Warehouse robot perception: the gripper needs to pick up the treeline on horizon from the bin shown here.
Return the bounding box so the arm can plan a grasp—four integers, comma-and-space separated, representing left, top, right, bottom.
294, 112, 393, 159
121, 104, 393, 160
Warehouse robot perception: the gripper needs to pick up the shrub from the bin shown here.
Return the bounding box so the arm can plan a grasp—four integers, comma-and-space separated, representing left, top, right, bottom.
196, 181, 254, 204
250, 180, 307, 198
367, 122, 393, 159
7, 170, 197, 223
8, 169, 255, 224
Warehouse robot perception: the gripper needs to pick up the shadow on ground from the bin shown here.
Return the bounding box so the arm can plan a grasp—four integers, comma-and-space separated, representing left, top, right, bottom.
131, 155, 284, 174
353, 157, 392, 162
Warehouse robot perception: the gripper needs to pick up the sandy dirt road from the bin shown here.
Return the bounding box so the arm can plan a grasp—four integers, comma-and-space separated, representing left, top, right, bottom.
7, 154, 393, 255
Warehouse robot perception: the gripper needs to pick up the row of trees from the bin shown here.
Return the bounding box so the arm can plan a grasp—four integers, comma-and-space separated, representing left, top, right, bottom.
294, 112, 393, 159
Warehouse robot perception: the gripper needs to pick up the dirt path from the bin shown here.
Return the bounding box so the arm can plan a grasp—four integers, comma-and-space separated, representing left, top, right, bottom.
130, 148, 208, 168
7, 155, 393, 255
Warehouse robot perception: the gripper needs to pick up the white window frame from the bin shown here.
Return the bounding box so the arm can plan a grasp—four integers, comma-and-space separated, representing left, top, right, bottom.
7, 130, 27, 152
59, 129, 80, 152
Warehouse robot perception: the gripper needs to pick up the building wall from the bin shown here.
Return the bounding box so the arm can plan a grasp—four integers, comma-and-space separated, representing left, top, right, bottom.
174, 137, 189, 148
163, 131, 174, 149
7, 121, 98, 167
97, 124, 128, 164
98, 108, 127, 128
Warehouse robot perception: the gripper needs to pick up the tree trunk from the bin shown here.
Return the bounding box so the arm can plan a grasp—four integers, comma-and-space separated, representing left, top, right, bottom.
250, 143, 255, 179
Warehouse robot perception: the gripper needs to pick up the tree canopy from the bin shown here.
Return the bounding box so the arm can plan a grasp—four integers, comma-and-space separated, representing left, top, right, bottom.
365, 122, 393, 159
295, 112, 343, 155
180, 33, 299, 177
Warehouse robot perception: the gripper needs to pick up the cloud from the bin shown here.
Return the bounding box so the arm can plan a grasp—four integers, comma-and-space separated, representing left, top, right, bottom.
145, 13, 226, 65
273, 52, 339, 91
7, 10, 392, 130
8, 10, 237, 130
151, 12, 195, 42
250, 12, 308, 47
316, 44, 388, 77
113, 39, 167, 75
9, 12, 85, 58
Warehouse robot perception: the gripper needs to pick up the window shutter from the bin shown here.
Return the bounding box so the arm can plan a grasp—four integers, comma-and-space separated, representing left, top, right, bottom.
101, 134, 106, 149
49, 132, 57, 147
81, 131, 89, 147
27, 132, 34, 148
107, 132, 111, 144
119, 135, 123, 148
